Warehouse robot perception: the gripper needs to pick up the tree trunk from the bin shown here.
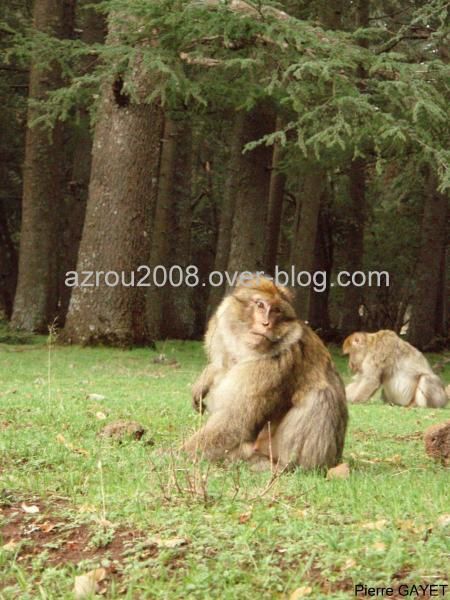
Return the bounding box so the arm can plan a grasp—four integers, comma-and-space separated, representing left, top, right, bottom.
63, 32, 163, 345
59, 2, 105, 324
434, 242, 448, 338
207, 112, 244, 315
264, 118, 286, 275
339, 158, 366, 337
338, 1, 369, 336
318, 0, 344, 29
227, 104, 275, 274
290, 170, 325, 320
148, 114, 195, 339
0, 201, 18, 319
308, 197, 333, 333
11, 0, 75, 332
408, 173, 448, 349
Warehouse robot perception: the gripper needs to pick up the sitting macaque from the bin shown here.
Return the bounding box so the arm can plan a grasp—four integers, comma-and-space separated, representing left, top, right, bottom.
343, 330, 449, 408
183, 276, 348, 470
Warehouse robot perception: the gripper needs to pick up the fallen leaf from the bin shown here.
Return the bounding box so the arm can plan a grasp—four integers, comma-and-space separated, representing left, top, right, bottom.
361, 519, 388, 531
396, 519, 425, 534
372, 542, 386, 552
78, 504, 97, 514
290, 586, 313, 599
38, 521, 56, 533
74, 568, 106, 599
384, 454, 402, 464
95, 412, 107, 420
238, 511, 252, 524
436, 514, 450, 528
154, 537, 188, 549
96, 518, 114, 528
87, 393, 106, 401
2, 539, 19, 551
327, 463, 350, 480
342, 558, 356, 570
56, 433, 89, 456
21, 503, 40, 514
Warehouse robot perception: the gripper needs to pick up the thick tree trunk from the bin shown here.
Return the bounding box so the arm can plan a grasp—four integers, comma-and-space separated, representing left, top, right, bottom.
408, 174, 448, 349
11, 0, 74, 332
290, 170, 325, 320
264, 120, 286, 275
207, 113, 244, 315
147, 114, 195, 339
59, 2, 105, 324
63, 41, 163, 345
227, 104, 275, 274
339, 158, 366, 337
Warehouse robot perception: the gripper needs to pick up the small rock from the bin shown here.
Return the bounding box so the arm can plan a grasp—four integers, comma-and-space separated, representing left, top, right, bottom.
98, 420, 147, 442
327, 462, 350, 480
424, 421, 450, 466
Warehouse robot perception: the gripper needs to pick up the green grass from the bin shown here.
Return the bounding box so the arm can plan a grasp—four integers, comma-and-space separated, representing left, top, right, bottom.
0, 338, 449, 599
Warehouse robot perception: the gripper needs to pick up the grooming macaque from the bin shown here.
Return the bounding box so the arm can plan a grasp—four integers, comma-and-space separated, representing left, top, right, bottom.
184, 276, 348, 470
343, 330, 448, 408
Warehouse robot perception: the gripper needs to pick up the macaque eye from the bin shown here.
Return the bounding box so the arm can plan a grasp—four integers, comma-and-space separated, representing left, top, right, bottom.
256, 301, 265, 310
273, 307, 281, 314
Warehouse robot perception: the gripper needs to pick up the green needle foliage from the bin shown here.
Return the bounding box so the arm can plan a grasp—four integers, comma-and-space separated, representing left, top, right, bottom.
3, 0, 449, 186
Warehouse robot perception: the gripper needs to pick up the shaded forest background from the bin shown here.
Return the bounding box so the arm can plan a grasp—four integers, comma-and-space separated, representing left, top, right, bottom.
0, 0, 448, 349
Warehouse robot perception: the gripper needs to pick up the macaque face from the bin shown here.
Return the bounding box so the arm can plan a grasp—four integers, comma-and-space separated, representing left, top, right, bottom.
343, 333, 368, 372
231, 279, 297, 353
243, 293, 295, 352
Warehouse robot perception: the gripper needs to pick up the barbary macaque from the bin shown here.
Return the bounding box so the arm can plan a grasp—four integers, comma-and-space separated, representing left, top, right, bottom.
183, 276, 348, 470
343, 330, 449, 408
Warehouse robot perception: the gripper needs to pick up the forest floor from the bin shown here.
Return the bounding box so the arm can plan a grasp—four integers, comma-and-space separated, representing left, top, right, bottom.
0, 333, 449, 599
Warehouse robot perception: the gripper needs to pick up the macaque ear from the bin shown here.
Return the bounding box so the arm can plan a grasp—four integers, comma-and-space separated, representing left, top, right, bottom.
342, 332, 366, 354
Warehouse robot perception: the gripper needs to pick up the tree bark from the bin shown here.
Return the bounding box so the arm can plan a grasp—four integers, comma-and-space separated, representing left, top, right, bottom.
264, 118, 286, 275
318, 0, 344, 29
309, 196, 333, 333
11, 0, 75, 332
408, 173, 448, 349
59, 1, 105, 324
290, 170, 326, 320
339, 157, 366, 337
0, 200, 18, 319
63, 28, 163, 345
339, 1, 370, 336
434, 242, 448, 338
207, 112, 244, 315
226, 104, 275, 274
147, 114, 195, 339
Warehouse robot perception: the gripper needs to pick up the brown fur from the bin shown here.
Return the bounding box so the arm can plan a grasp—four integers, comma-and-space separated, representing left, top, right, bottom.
343, 330, 448, 408
184, 276, 348, 470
